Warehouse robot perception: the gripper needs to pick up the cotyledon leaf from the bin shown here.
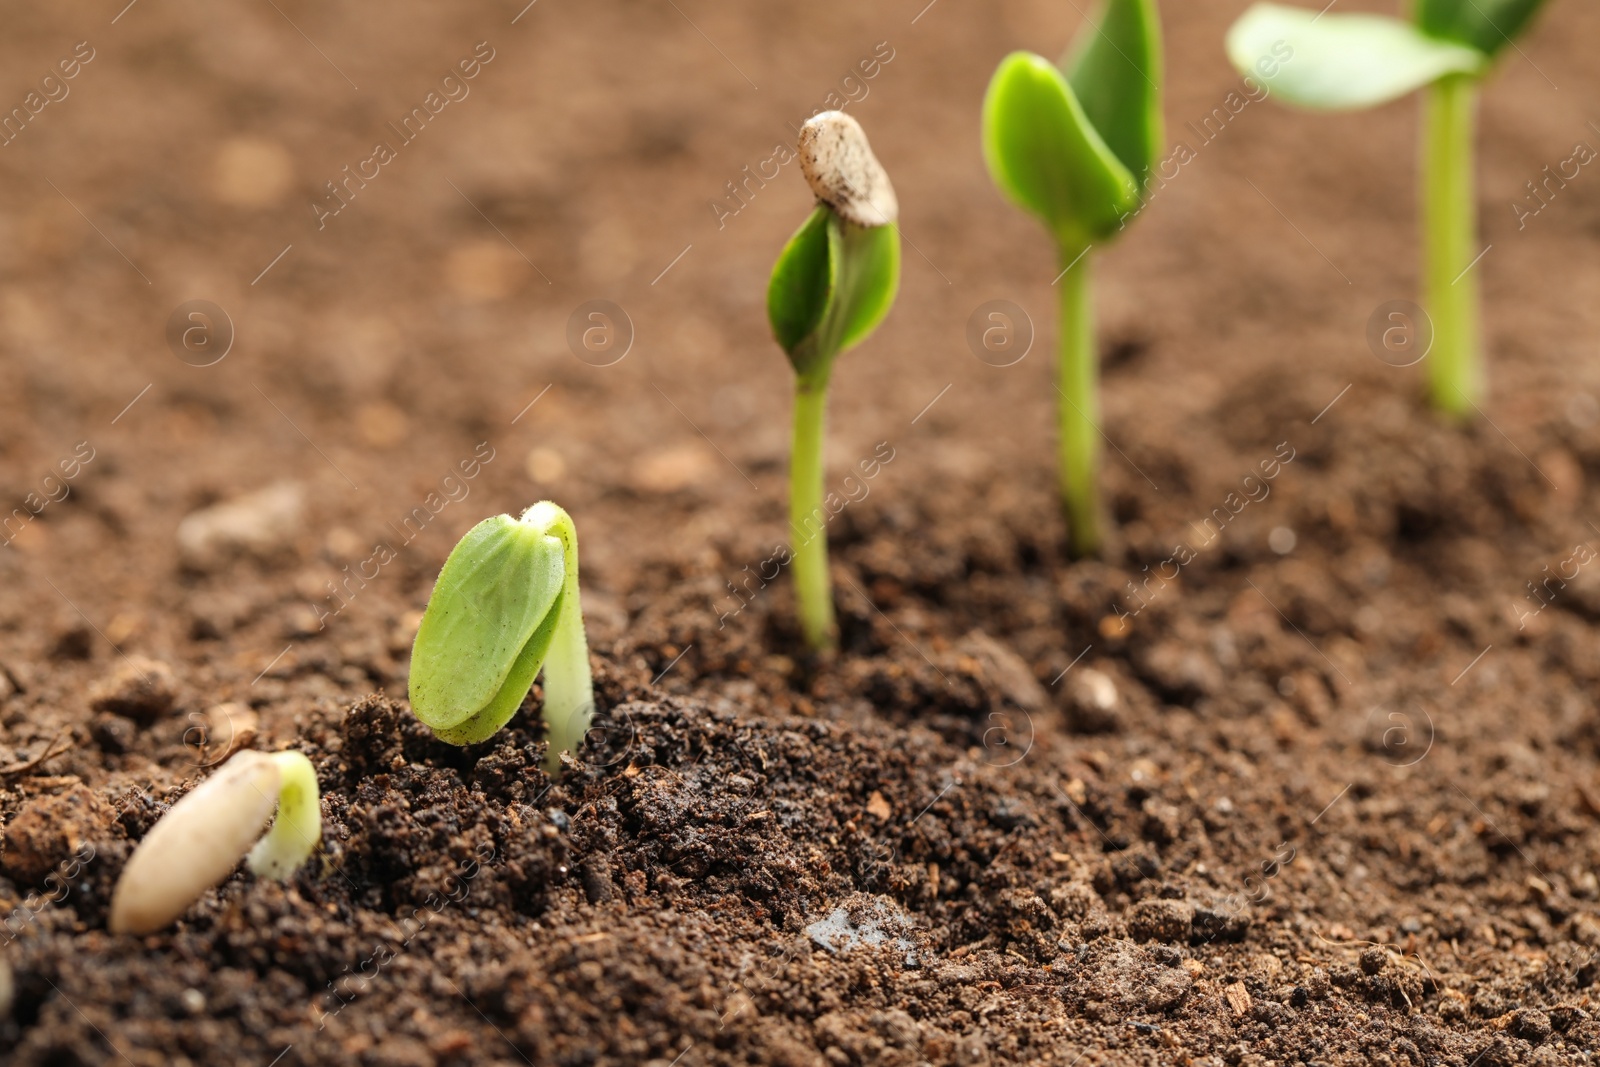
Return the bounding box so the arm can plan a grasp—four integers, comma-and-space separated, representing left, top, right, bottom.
1226, 3, 1486, 111
1415, 0, 1550, 59
1065, 0, 1164, 192
408, 514, 564, 732
831, 218, 900, 356
982, 51, 1140, 249
768, 204, 836, 367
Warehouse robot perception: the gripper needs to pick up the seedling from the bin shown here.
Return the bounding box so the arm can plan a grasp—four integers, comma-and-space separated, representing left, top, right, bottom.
109, 749, 320, 935
768, 111, 900, 651
982, 0, 1164, 557
1226, 0, 1552, 419
408, 501, 593, 768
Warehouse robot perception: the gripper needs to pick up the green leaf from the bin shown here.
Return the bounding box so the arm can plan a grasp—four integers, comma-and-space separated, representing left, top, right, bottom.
1416, 0, 1549, 58
982, 51, 1140, 249
430, 589, 564, 745
408, 514, 564, 734
832, 220, 900, 355
1226, 3, 1486, 111
768, 205, 899, 382
1065, 0, 1164, 191
767, 205, 835, 360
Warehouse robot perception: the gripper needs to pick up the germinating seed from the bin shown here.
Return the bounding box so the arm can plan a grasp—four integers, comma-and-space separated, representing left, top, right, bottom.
797, 111, 898, 228
109, 751, 280, 935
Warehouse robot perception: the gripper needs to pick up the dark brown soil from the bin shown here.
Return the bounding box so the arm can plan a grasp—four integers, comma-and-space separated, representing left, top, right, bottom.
3, 0, 1600, 1064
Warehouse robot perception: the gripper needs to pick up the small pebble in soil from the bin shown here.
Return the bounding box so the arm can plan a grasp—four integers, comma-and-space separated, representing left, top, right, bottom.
1268, 526, 1297, 554
88, 655, 179, 723
1067, 668, 1122, 734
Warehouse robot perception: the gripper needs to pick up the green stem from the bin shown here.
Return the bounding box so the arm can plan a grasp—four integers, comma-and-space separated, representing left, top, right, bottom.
789, 378, 835, 650
1057, 247, 1100, 558
1422, 74, 1481, 419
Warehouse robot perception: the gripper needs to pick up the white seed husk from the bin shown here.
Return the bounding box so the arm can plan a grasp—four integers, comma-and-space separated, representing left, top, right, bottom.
109, 751, 280, 935
798, 111, 899, 228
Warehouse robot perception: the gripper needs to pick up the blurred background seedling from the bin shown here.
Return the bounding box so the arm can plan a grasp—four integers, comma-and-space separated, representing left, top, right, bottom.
1227, 0, 1554, 419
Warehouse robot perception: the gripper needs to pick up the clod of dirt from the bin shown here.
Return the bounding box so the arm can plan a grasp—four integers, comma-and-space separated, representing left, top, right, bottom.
1133, 641, 1222, 704
579, 855, 614, 904
1512, 1008, 1553, 1043
87, 655, 178, 723
1127, 898, 1194, 943
176, 481, 304, 570
1, 783, 109, 886
1144, 966, 1194, 1011
1189, 896, 1251, 943
49, 623, 93, 661
90, 712, 138, 754
951, 631, 1047, 712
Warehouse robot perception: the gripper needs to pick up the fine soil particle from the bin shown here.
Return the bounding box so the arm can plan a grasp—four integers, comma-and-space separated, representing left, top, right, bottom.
3, 0, 1600, 1064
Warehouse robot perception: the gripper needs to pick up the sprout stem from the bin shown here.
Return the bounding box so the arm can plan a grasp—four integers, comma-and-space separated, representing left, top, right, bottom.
1422, 73, 1481, 419
1057, 246, 1101, 558
520, 502, 594, 772
789, 378, 836, 650
246, 751, 322, 880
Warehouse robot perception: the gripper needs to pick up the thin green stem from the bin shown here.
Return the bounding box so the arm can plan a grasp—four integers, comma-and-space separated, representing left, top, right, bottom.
1057, 247, 1100, 558
789, 378, 835, 650
1422, 74, 1481, 419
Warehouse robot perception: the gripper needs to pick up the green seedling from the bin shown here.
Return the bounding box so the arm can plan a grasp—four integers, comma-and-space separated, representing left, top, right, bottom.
1226, 0, 1552, 419
982, 0, 1164, 558
768, 111, 900, 651
408, 501, 593, 768
109, 749, 321, 935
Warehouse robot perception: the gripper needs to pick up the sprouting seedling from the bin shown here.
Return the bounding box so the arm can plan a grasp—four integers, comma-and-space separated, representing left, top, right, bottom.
408, 501, 593, 769
109, 749, 321, 935
768, 111, 900, 652
1226, 1, 1552, 419
982, 0, 1164, 558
